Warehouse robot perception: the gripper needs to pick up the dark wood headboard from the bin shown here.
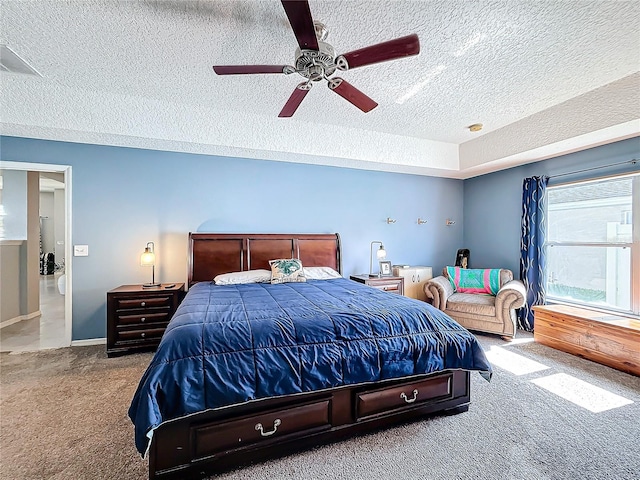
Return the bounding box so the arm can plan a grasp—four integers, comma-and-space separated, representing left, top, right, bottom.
188, 233, 342, 286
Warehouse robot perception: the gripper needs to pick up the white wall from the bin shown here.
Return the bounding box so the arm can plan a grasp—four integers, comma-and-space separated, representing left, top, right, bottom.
40, 191, 55, 255
2, 169, 27, 240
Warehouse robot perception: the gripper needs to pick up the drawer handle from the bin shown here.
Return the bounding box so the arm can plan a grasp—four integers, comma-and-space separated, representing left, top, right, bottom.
400, 389, 418, 404
141, 301, 146, 307
140, 332, 146, 338
255, 418, 281, 437
417, 274, 420, 282
412, 275, 415, 282
141, 317, 146, 322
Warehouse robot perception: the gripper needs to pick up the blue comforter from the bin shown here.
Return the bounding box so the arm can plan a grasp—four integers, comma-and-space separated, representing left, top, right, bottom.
129, 278, 492, 455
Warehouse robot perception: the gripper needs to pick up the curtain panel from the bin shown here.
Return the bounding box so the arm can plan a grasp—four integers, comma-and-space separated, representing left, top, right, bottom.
519, 176, 549, 330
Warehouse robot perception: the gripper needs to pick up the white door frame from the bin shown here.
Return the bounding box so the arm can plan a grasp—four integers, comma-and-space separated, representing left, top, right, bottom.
0, 160, 72, 347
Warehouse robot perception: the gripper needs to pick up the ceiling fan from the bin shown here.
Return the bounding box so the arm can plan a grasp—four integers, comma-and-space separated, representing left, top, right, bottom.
212, 0, 420, 117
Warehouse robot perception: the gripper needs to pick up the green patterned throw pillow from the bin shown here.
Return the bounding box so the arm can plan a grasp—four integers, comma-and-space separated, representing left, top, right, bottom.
269, 258, 307, 284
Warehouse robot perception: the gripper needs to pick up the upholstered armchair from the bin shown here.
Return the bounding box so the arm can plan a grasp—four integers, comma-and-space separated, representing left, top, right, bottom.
424, 268, 526, 339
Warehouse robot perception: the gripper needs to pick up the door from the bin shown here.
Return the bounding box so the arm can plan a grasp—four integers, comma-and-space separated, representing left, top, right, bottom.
0, 161, 72, 352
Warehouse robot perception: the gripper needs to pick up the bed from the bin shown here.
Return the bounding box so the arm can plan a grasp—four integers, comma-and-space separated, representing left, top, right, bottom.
129, 233, 492, 479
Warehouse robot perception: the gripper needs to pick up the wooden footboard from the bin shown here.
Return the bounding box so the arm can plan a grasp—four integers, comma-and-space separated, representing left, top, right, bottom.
149, 369, 471, 479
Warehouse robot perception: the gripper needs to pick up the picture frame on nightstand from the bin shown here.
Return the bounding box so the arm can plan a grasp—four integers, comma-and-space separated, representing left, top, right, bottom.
379, 260, 392, 276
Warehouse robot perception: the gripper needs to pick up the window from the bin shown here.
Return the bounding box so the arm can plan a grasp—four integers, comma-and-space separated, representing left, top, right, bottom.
546, 173, 639, 316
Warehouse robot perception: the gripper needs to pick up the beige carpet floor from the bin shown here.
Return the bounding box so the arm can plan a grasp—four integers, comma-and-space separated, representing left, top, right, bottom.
1, 332, 639, 480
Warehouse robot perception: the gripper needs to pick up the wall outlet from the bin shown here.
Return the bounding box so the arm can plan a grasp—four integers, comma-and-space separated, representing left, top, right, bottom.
74, 245, 88, 256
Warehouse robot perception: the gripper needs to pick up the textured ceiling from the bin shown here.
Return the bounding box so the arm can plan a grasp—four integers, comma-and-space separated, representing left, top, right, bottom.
1, 0, 639, 178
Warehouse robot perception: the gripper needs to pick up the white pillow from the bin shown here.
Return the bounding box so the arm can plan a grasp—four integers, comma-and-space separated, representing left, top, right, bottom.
303, 266, 342, 280
214, 269, 272, 285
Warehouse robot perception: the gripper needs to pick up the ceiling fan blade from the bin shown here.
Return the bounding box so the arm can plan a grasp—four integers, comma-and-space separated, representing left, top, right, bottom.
278, 83, 311, 117
337, 33, 420, 71
213, 65, 289, 75
281, 0, 319, 51
328, 78, 378, 113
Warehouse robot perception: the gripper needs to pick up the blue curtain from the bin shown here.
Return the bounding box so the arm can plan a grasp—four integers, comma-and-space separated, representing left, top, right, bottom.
519, 176, 549, 331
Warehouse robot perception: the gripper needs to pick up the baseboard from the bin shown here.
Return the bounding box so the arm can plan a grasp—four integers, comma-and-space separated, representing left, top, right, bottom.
71, 337, 106, 347
0, 311, 42, 329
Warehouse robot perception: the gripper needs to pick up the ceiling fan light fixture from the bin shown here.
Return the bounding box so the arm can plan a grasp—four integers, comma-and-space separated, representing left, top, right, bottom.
307, 64, 324, 82
314, 22, 329, 42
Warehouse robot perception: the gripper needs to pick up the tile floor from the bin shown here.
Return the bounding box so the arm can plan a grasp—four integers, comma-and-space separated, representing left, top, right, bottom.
0, 273, 67, 353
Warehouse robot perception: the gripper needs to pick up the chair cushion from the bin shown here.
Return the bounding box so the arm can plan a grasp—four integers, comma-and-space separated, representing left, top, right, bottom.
447, 293, 496, 317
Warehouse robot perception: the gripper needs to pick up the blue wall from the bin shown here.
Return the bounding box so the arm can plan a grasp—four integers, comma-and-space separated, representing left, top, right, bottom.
463, 136, 640, 275
1, 136, 465, 340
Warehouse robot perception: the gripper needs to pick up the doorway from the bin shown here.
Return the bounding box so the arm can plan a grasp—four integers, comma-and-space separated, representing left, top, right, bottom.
0, 161, 72, 352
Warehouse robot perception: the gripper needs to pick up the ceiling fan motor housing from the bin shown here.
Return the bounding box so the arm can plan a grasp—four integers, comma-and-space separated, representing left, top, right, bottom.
294, 41, 337, 81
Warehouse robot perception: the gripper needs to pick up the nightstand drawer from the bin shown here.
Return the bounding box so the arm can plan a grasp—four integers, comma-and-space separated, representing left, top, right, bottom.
369, 280, 402, 293
116, 295, 172, 310
349, 275, 404, 296
115, 326, 167, 344
116, 311, 172, 326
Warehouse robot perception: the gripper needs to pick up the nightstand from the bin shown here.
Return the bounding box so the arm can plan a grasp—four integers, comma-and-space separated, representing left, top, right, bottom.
350, 274, 404, 295
107, 283, 185, 357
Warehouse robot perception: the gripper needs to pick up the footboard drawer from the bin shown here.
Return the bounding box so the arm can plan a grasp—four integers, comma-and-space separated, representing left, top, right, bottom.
191, 399, 331, 459
356, 373, 453, 419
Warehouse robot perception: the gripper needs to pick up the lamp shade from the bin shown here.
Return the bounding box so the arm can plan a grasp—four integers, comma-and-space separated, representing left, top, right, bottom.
140, 248, 155, 266
369, 241, 387, 277
140, 241, 160, 287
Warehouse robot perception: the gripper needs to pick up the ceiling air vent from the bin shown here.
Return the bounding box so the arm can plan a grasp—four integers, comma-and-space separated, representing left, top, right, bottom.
0, 44, 42, 76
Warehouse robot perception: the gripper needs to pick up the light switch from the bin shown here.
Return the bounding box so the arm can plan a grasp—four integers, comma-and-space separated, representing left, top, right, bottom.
74, 245, 89, 256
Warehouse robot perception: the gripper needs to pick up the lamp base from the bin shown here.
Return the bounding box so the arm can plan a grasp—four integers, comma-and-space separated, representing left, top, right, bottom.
142, 282, 161, 288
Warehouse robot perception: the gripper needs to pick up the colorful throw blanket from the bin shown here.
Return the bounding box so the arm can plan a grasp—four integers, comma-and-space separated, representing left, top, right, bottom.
446, 266, 501, 295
